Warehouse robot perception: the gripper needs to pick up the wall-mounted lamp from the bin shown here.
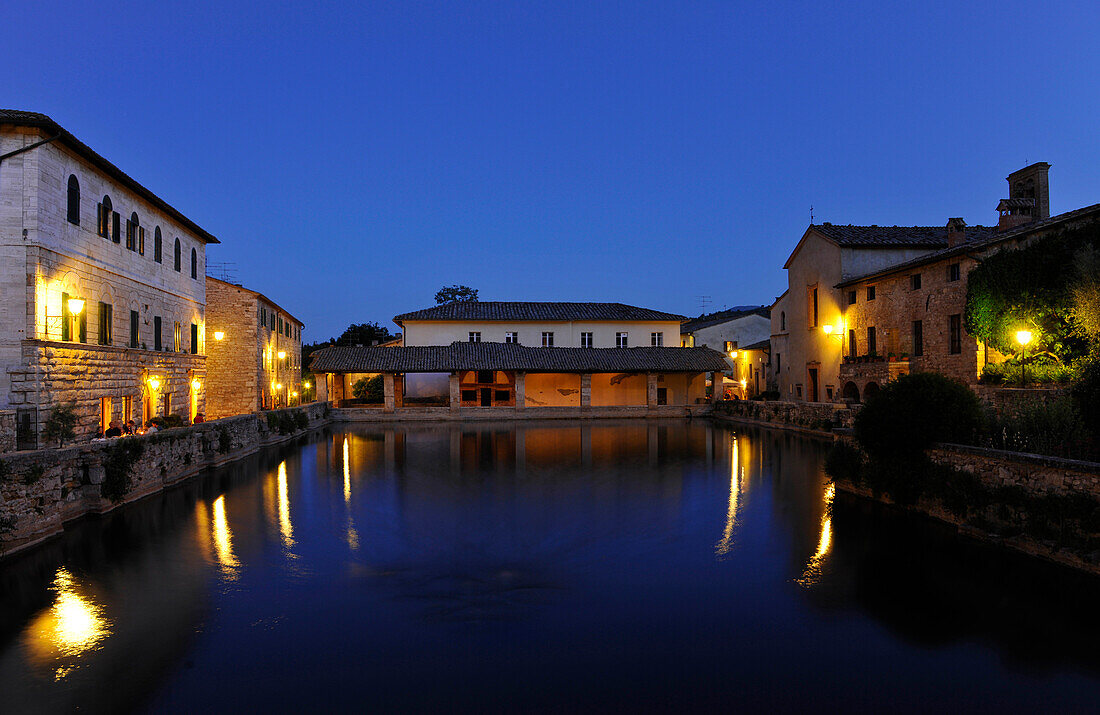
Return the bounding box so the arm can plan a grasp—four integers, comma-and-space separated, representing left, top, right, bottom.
822, 324, 834, 335
191, 379, 202, 391
277, 350, 287, 360
729, 350, 739, 359
67, 298, 85, 315
213, 331, 225, 341
148, 376, 162, 391
276, 383, 283, 390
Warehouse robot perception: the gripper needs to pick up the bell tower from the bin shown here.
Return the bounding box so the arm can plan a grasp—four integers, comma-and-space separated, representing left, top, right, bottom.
997, 162, 1050, 231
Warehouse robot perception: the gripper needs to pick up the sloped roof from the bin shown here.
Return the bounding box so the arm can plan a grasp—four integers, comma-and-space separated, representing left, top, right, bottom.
682, 305, 771, 333
309, 342, 728, 373
997, 197, 1035, 210
836, 202, 1100, 288
741, 338, 771, 352
810, 223, 998, 248
394, 302, 686, 324
0, 109, 219, 244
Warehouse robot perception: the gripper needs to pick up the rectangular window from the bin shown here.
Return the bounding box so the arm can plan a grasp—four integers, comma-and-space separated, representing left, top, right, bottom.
468, 331, 481, 343
174, 321, 182, 352
776, 353, 781, 373
505, 331, 518, 344
542, 331, 554, 347
848, 329, 857, 358
126, 219, 135, 250
949, 314, 962, 354
808, 287, 819, 327
130, 310, 139, 348
191, 323, 199, 354
97, 302, 112, 345
138, 226, 145, 255
867, 285, 876, 301
948, 263, 961, 282
910, 273, 922, 290
112, 211, 120, 243
477, 370, 494, 384
912, 320, 923, 357
260, 307, 266, 329
656, 387, 668, 405
848, 290, 857, 305
867, 326, 877, 355
97, 204, 108, 238
580, 332, 593, 348
651, 332, 663, 347
616, 332, 629, 348
61, 291, 71, 341
154, 316, 162, 351
278, 317, 284, 334
123, 396, 132, 425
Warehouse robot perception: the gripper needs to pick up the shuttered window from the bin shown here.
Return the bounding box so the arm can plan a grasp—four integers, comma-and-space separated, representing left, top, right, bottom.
191, 323, 199, 354
97, 302, 112, 345
130, 310, 140, 348
67, 175, 80, 225
154, 316, 162, 351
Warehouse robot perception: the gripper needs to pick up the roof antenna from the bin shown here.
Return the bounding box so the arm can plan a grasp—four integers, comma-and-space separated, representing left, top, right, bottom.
810, 205, 814, 224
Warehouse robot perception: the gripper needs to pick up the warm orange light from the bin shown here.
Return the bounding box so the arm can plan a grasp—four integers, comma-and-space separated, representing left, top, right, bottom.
67, 298, 85, 315
822, 324, 834, 335
191, 379, 201, 391
303, 381, 311, 390
1015, 330, 1033, 346
277, 351, 286, 360
213, 331, 225, 341
276, 383, 283, 390
729, 350, 738, 359
148, 376, 161, 391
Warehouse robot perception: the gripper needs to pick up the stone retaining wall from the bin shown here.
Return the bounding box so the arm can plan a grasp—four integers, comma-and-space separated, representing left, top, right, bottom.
0, 411, 14, 453
0, 402, 329, 558
333, 404, 714, 422
929, 443, 1100, 499
714, 399, 857, 432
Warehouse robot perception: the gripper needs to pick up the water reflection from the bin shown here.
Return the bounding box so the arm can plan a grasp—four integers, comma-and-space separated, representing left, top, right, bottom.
211, 496, 240, 576
715, 434, 744, 556
797, 482, 835, 587
343, 437, 359, 551
277, 461, 295, 551
23, 568, 111, 680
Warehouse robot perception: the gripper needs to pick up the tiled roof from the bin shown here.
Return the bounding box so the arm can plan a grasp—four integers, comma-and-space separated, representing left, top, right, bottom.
811, 223, 998, 248
997, 197, 1035, 209
836, 202, 1100, 288
393, 302, 686, 324
682, 305, 771, 333
741, 338, 771, 352
309, 342, 728, 373
0, 109, 219, 244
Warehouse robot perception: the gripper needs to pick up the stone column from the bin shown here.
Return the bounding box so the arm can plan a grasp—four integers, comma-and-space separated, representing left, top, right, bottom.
580, 373, 592, 407
515, 372, 525, 409
711, 371, 722, 404
449, 372, 461, 413
646, 373, 658, 408
383, 373, 395, 413
316, 373, 329, 403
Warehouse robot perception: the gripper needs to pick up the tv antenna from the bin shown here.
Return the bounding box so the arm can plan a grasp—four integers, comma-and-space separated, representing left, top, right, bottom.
696, 295, 712, 314
206, 261, 239, 284
810, 205, 814, 223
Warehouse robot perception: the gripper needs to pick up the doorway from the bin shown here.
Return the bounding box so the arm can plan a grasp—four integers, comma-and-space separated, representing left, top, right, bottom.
808, 367, 819, 403
480, 388, 492, 407
100, 396, 112, 435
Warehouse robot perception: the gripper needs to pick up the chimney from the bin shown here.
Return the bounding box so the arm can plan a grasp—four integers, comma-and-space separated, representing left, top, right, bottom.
946, 218, 967, 247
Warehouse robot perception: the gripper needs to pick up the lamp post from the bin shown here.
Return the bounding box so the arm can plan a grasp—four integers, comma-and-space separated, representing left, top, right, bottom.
1015, 330, 1032, 387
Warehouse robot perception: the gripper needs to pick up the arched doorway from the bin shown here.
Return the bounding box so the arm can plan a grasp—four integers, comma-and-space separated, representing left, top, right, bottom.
863, 382, 880, 402
842, 381, 860, 403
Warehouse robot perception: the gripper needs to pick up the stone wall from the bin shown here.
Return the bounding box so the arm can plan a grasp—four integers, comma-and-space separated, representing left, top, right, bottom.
0, 411, 14, 453
205, 278, 261, 418
974, 385, 1069, 414
929, 443, 1100, 499
0, 401, 329, 558
714, 399, 857, 431
8, 340, 205, 442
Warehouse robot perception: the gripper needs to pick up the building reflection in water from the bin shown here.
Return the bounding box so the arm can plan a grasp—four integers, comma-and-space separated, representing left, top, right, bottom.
715, 434, 745, 556
797, 482, 835, 587
343, 437, 359, 551
23, 568, 112, 681
211, 495, 240, 576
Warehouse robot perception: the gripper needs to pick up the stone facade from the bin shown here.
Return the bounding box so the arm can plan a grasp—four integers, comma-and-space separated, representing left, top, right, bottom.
0, 402, 327, 557
205, 277, 303, 419
1, 116, 217, 443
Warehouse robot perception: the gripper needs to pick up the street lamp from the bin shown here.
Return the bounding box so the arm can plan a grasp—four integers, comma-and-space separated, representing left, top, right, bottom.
1016, 330, 1033, 386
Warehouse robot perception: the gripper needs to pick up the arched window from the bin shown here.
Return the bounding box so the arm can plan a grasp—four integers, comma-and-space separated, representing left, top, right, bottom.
126, 212, 140, 251
154, 227, 163, 263
174, 238, 181, 272
191, 248, 198, 279
98, 195, 112, 238
66, 175, 80, 225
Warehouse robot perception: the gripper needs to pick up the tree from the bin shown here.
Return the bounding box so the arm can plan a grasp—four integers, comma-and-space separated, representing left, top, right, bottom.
352, 375, 384, 402
42, 402, 78, 448
1071, 244, 1100, 349
335, 322, 394, 347
435, 285, 478, 305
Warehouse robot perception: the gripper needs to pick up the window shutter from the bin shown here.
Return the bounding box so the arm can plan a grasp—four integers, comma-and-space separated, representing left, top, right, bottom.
61, 292, 71, 341
79, 310, 87, 343
191, 324, 198, 354
112, 212, 121, 243
139, 226, 145, 255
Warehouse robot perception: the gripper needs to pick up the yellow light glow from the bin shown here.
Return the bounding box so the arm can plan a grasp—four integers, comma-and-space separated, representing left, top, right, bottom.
343, 437, 351, 504
24, 567, 112, 679
291, 391, 298, 397
715, 435, 743, 556
270, 381, 276, 391
1016, 330, 1033, 346
798, 483, 835, 587
191, 379, 201, 391
213, 331, 225, 341
67, 298, 85, 315
276, 383, 283, 390
148, 376, 161, 391
277, 461, 294, 549
304, 381, 311, 390
822, 324, 834, 335
740, 379, 747, 388
729, 350, 738, 358
212, 495, 239, 574
277, 350, 286, 360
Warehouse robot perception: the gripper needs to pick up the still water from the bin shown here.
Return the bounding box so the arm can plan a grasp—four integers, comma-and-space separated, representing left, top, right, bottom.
1, 420, 1099, 713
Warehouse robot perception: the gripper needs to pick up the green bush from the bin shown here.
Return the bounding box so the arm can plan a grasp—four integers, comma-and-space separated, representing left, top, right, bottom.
984, 397, 1091, 459
102, 438, 145, 502
854, 372, 985, 463
294, 412, 310, 431
42, 403, 78, 447
824, 441, 863, 484
1072, 360, 1100, 437
352, 375, 384, 402
979, 360, 1077, 385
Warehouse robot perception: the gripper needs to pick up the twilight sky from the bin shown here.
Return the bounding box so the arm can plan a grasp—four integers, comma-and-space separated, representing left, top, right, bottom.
5, 1, 1100, 340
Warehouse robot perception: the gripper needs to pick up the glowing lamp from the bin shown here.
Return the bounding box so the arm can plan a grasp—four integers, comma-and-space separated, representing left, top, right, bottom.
191, 379, 201, 391
822, 324, 834, 335
729, 350, 738, 359
1015, 330, 1033, 346
67, 298, 85, 315
291, 391, 298, 397
277, 351, 286, 360
213, 331, 225, 341
740, 379, 747, 388
276, 383, 283, 390
148, 376, 161, 391
303, 381, 311, 389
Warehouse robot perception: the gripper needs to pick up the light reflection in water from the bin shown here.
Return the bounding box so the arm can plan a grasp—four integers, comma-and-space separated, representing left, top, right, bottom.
797, 482, 835, 587
212, 495, 240, 575
343, 437, 359, 550
715, 435, 744, 556
24, 568, 111, 680
277, 461, 295, 550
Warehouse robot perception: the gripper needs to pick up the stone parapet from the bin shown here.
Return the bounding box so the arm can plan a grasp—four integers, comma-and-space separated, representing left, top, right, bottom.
714, 398, 857, 432
929, 443, 1100, 499
0, 411, 14, 453
0, 402, 329, 558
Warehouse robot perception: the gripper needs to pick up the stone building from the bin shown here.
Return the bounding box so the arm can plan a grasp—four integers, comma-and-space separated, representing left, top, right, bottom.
205, 277, 304, 419
680, 306, 771, 398
0, 110, 218, 446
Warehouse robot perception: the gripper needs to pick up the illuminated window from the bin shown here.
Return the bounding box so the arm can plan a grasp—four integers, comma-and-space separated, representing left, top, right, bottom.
807, 287, 818, 327
174, 321, 182, 352
97, 195, 112, 238
67, 175, 80, 225
616, 332, 628, 348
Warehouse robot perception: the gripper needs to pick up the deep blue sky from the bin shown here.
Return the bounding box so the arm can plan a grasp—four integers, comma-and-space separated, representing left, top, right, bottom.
6, 1, 1100, 340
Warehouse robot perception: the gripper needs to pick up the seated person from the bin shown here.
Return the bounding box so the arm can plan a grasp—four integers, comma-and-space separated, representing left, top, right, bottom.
193, 413, 205, 424
104, 421, 123, 438
123, 420, 137, 435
